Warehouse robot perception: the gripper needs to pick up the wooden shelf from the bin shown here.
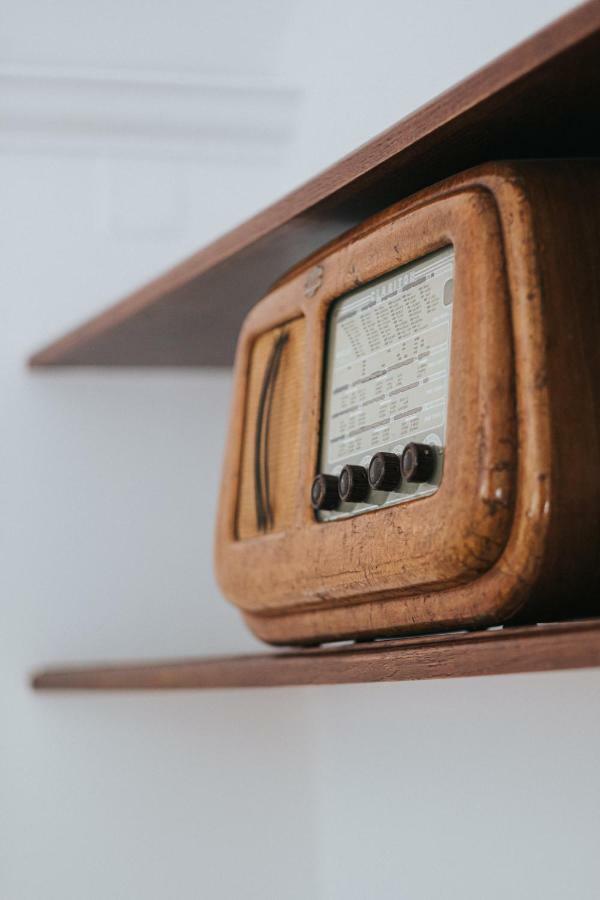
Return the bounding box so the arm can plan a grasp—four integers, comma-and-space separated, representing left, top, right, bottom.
31, 619, 600, 691
30, 0, 600, 368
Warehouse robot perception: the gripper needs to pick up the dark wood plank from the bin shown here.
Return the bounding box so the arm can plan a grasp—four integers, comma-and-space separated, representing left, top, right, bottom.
30, 0, 600, 367
30, 619, 600, 690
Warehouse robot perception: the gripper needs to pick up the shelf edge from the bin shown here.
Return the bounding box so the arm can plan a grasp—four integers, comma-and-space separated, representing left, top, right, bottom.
30, 619, 600, 691
28, 0, 600, 368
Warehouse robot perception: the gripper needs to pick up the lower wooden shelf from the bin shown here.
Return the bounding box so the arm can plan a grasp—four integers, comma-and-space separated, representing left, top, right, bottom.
31, 619, 600, 691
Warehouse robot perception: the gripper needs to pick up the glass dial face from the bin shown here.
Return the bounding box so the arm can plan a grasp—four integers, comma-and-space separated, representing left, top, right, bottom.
318, 246, 454, 521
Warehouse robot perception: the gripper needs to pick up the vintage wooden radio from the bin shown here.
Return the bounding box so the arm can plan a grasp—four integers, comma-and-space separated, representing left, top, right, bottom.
215, 161, 600, 645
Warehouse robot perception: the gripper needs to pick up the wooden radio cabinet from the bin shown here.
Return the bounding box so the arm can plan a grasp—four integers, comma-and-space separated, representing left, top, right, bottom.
215, 161, 600, 646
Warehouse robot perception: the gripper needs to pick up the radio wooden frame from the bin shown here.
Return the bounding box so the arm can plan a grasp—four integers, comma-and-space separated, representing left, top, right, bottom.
215, 162, 600, 645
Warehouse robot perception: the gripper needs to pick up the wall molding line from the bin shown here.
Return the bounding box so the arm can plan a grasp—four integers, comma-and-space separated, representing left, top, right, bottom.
0, 63, 302, 159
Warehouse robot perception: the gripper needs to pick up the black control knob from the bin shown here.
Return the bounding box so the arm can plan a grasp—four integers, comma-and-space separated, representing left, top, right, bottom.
338, 464, 369, 503
368, 452, 402, 492
311, 474, 340, 510
401, 442, 436, 483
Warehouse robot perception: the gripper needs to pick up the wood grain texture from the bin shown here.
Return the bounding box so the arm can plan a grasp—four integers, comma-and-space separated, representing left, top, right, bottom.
29, 0, 600, 367
30, 619, 600, 690
216, 160, 600, 646
216, 173, 519, 644
486, 164, 600, 622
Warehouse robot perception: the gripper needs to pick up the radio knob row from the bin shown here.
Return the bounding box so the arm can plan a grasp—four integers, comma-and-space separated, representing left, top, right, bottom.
311, 443, 437, 511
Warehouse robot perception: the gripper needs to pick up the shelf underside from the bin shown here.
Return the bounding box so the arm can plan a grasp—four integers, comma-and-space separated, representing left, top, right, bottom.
31, 619, 600, 691
30, 0, 600, 368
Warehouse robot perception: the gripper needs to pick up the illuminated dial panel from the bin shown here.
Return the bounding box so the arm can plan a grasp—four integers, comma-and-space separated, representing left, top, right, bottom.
317, 246, 454, 520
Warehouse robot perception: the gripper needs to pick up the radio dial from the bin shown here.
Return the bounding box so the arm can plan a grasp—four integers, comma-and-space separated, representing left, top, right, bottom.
368, 452, 402, 491
338, 465, 369, 503
311, 474, 340, 510
401, 442, 436, 483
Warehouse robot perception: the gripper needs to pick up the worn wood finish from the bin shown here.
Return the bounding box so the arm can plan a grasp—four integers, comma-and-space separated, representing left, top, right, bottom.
30, 619, 600, 690
29, 1, 600, 368
484, 164, 600, 623
216, 161, 600, 646
217, 172, 516, 641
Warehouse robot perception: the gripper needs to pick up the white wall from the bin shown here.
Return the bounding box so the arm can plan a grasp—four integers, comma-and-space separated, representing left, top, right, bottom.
3, 1, 600, 898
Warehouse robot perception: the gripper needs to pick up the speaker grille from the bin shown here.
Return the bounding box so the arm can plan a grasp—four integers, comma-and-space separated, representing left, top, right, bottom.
236, 317, 305, 540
